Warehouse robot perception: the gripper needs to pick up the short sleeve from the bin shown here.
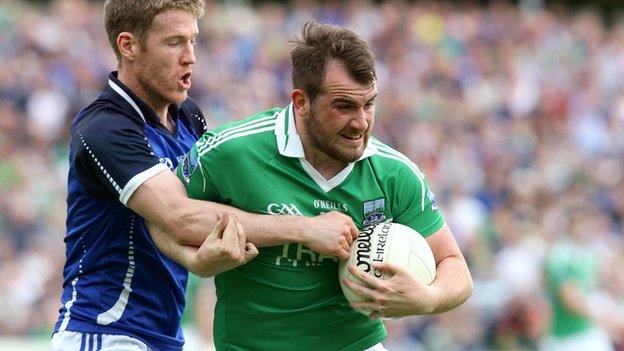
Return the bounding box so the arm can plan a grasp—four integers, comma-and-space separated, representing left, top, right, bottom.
72, 109, 168, 205
392, 165, 445, 237
176, 134, 221, 202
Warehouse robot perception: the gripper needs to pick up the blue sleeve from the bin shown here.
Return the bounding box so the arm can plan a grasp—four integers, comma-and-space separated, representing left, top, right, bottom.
71, 107, 168, 205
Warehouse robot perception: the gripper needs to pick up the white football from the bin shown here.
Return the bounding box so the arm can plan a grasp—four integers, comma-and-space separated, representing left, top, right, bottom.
339, 222, 436, 315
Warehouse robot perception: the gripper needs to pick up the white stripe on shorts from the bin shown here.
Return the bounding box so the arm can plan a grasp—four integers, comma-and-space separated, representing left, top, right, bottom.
49, 330, 151, 351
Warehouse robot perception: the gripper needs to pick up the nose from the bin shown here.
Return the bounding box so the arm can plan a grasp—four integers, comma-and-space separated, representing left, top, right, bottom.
350, 107, 369, 131
181, 41, 196, 65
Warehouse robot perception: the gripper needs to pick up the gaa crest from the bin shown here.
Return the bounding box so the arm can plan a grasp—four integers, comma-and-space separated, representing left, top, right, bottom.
181, 148, 199, 184
427, 190, 439, 212
362, 198, 386, 227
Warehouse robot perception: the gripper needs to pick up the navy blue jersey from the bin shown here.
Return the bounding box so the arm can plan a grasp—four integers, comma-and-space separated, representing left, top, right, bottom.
54, 72, 207, 351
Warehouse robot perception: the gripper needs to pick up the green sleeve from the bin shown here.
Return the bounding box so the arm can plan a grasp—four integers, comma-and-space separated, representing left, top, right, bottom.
393, 165, 445, 237
176, 138, 220, 201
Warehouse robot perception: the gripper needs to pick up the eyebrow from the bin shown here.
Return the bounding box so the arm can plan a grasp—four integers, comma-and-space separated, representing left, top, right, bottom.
164, 33, 198, 41
331, 93, 377, 104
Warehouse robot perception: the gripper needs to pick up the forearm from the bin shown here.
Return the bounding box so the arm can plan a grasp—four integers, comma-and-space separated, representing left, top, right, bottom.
147, 220, 207, 276
128, 171, 305, 248
427, 255, 473, 314
148, 213, 259, 277
170, 198, 305, 247
222, 208, 306, 247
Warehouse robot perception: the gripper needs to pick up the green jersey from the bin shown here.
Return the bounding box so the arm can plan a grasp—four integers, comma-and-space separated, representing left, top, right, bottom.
177, 105, 445, 351
545, 241, 598, 336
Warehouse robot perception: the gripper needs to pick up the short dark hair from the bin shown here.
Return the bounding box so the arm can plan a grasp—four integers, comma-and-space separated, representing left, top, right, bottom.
104, 0, 206, 61
290, 21, 376, 102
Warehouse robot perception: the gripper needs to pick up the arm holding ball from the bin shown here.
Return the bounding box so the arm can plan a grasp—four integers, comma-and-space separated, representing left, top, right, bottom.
343, 223, 473, 319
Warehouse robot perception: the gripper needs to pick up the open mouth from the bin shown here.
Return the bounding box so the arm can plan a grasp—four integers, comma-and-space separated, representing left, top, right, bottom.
180, 72, 192, 88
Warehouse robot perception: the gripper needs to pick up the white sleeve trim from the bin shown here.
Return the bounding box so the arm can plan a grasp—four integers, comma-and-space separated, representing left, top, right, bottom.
119, 163, 169, 206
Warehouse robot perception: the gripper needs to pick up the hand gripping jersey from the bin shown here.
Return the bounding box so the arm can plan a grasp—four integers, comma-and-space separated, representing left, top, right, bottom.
177, 104, 444, 351
53, 72, 207, 351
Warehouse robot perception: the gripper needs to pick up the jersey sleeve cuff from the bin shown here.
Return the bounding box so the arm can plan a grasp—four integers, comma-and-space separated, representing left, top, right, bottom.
119, 163, 169, 206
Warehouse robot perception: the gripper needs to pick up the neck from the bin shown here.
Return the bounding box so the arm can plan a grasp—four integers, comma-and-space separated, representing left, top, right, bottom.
294, 114, 347, 180
118, 68, 170, 127
303, 148, 348, 180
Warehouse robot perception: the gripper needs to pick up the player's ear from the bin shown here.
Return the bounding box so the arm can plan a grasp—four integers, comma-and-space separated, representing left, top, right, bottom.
291, 89, 310, 117
117, 32, 138, 62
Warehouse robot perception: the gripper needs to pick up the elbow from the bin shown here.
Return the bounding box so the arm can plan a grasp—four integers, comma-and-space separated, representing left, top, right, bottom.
450, 263, 474, 309
446, 255, 475, 306
460, 262, 475, 304
458, 255, 474, 305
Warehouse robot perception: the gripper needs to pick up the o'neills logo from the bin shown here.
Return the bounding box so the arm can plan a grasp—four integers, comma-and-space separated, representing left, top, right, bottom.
355, 223, 391, 278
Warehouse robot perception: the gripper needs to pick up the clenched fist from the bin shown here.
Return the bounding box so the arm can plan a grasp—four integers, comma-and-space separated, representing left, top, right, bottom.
298, 211, 360, 260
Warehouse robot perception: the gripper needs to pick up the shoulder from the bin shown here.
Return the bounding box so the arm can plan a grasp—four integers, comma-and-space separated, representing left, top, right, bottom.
69, 96, 153, 163
367, 137, 425, 179
73, 96, 145, 137
196, 107, 281, 157
365, 138, 432, 210
211, 107, 281, 134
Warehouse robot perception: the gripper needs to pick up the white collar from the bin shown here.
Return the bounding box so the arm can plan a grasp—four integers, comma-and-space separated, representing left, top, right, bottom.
274, 103, 378, 159
273, 103, 378, 192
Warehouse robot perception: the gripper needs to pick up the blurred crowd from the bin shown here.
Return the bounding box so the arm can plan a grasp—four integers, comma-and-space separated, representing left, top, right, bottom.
1, 0, 624, 350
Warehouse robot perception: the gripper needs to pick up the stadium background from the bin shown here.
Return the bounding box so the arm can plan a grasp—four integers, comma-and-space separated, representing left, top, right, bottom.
1, 0, 624, 350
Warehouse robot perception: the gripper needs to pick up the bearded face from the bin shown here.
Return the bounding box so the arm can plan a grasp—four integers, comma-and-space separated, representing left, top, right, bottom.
304, 101, 372, 163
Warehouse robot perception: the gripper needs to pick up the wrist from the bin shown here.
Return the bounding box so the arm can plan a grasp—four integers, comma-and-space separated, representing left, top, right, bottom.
186, 253, 202, 276
289, 215, 309, 245
411, 284, 438, 315
188, 248, 215, 278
